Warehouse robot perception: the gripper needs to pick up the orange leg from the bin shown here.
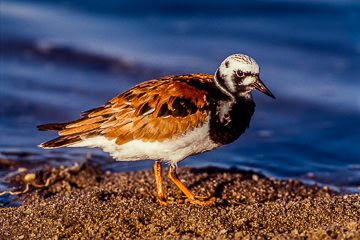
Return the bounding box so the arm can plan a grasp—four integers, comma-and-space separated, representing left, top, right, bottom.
154, 161, 166, 203
168, 165, 215, 205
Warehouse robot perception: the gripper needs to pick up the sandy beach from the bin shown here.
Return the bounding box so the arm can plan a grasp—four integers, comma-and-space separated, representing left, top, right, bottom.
1, 163, 359, 239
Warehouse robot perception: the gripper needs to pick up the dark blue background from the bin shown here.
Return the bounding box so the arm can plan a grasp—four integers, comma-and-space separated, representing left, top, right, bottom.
1, 0, 359, 191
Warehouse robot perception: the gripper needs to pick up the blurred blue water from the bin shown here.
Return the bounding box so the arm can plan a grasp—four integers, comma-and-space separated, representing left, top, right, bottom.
1, 0, 359, 191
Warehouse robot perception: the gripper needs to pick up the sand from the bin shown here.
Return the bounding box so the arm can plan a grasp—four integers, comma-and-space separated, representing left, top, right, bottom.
1, 162, 359, 239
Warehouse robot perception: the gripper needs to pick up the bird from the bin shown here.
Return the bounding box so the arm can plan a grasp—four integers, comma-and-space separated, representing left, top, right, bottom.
37, 54, 275, 205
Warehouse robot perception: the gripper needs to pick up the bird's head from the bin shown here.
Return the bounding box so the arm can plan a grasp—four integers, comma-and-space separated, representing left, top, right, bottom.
215, 54, 275, 99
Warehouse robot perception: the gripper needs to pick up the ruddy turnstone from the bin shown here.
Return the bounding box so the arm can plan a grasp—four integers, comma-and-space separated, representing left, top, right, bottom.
37, 54, 275, 204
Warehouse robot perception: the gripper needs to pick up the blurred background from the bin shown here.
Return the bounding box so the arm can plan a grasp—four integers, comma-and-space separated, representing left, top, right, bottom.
1, 0, 359, 192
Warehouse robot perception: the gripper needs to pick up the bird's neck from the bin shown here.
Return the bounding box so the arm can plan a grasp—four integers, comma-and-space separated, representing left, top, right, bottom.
214, 71, 236, 102
209, 94, 255, 145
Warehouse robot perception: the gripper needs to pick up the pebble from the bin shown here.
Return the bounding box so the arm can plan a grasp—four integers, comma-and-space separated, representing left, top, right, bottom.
24, 173, 36, 182
252, 174, 259, 181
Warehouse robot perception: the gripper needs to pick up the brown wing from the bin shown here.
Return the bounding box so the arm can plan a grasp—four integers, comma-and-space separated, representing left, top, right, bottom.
38, 74, 214, 148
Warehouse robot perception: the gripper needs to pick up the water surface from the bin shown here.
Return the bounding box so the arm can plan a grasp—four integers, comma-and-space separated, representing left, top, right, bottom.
1, 0, 359, 193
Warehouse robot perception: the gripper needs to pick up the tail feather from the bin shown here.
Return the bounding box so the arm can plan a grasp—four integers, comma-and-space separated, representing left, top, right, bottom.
37, 114, 104, 149
39, 135, 82, 149
37, 123, 68, 131
37, 117, 88, 131
37, 121, 84, 148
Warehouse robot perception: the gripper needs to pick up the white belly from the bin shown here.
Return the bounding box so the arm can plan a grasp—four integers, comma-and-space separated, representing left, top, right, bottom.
70, 121, 219, 164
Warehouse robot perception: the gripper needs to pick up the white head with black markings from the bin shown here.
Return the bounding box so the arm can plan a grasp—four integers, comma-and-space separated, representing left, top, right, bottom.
215, 54, 275, 99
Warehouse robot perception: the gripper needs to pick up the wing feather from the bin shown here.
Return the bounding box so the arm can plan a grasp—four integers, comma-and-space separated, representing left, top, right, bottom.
38, 74, 214, 148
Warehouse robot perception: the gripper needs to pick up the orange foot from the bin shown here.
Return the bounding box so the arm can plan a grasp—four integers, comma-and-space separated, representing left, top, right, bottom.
154, 161, 216, 205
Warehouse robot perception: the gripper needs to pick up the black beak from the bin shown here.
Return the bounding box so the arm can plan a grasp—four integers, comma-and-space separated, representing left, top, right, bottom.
253, 78, 275, 99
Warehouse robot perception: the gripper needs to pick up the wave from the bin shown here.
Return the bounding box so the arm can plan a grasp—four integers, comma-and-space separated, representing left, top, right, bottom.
1, 38, 163, 77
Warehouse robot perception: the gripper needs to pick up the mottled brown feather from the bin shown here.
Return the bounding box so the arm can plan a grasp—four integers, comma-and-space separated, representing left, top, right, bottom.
38, 74, 214, 148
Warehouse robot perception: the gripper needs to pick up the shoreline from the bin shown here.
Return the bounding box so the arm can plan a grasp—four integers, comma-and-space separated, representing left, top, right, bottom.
1, 163, 359, 239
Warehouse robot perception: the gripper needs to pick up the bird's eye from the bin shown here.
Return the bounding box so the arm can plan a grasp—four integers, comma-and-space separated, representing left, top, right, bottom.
236, 70, 245, 78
